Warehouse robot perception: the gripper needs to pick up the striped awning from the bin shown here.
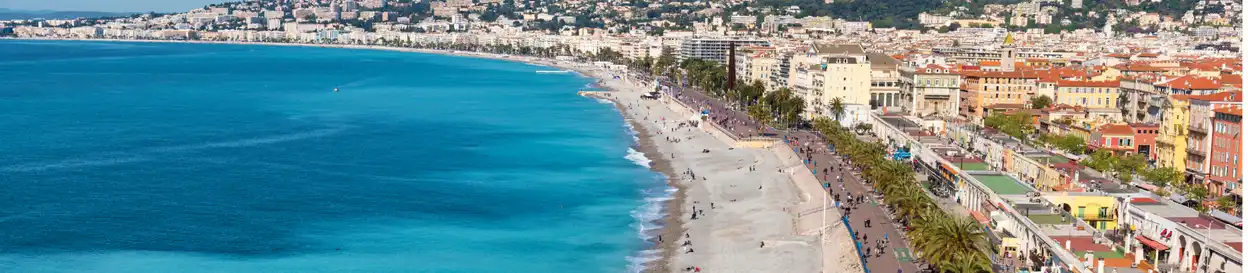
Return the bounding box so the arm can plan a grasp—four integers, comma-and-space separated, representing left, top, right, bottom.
970, 211, 991, 225
1135, 235, 1169, 251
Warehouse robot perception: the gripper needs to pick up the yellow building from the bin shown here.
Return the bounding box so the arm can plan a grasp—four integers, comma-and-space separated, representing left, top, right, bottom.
1156, 95, 1191, 170
1055, 80, 1121, 109
1044, 194, 1119, 231
734, 46, 779, 88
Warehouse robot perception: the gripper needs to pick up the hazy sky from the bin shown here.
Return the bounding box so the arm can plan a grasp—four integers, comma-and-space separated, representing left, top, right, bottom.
1, 0, 224, 12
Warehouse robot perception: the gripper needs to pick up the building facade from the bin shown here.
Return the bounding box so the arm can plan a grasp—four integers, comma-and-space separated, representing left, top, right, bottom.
1056, 80, 1121, 110
678, 37, 769, 65
960, 71, 1037, 123
1209, 107, 1242, 199
901, 64, 961, 118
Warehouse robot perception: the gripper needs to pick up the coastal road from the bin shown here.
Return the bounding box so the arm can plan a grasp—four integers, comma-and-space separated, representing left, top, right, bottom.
653, 78, 922, 273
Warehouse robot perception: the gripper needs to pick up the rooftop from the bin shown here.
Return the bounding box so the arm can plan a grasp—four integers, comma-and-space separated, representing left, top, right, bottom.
972, 174, 1033, 196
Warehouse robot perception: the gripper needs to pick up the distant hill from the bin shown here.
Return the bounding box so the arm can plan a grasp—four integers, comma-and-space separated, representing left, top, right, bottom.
0, 8, 137, 20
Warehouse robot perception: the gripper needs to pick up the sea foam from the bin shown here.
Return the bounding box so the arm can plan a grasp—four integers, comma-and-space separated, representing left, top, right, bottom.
624, 148, 652, 168
625, 182, 676, 273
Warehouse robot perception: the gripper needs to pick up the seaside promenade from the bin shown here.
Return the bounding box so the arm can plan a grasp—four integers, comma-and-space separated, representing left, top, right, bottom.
658, 79, 923, 273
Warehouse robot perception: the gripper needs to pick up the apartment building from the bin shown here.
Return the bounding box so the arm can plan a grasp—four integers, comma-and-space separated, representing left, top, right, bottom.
733, 46, 779, 88
900, 64, 961, 118
1119, 76, 1165, 124
1209, 107, 1242, 199
960, 71, 1037, 123
678, 37, 769, 65
1186, 92, 1241, 185
1056, 80, 1121, 110
789, 43, 871, 127
1156, 95, 1192, 171
868, 52, 904, 110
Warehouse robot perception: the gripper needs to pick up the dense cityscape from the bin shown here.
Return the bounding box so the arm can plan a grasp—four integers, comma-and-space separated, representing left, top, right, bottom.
1, 0, 1242, 273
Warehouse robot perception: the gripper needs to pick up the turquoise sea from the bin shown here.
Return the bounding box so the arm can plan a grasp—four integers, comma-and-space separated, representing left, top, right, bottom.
0, 40, 668, 272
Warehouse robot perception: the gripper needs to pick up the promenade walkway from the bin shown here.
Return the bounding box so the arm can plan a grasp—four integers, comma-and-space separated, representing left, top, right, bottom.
657, 80, 921, 273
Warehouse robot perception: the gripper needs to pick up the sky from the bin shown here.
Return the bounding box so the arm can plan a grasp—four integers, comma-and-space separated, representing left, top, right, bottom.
0, 0, 223, 13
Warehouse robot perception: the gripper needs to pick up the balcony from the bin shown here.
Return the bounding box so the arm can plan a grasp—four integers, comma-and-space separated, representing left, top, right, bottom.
1187, 147, 1206, 157
1188, 124, 1208, 134
1149, 96, 1165, 108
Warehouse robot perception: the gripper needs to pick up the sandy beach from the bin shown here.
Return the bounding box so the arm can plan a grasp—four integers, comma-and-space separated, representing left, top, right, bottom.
14, 37, 860, 272
583, 68, 864, 272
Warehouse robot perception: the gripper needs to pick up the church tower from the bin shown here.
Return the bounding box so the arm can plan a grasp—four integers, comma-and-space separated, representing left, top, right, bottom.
1000, 32, 1017, 72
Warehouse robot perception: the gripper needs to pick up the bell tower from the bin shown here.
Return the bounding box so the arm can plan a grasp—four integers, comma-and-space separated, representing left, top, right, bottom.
1000, 32, 1017, 72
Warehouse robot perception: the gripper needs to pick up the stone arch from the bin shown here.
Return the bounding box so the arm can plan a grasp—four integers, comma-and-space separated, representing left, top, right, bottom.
1175, 235, 1187, 265
1189, 240, 1203, 272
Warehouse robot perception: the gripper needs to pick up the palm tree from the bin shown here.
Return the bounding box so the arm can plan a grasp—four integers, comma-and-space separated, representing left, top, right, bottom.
912, 215, 991, 272
945, 251, 992, 273
830, 97, 846, 123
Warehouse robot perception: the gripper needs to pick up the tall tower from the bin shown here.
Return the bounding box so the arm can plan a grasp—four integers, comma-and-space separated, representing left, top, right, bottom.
1000, 32, 1016, 72
727, 41, 737, 91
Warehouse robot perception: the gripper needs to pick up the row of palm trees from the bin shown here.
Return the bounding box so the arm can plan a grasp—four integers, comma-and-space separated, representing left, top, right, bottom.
661, 58, 806, 128
605, 47, 994, 273
812, 117, 993, 273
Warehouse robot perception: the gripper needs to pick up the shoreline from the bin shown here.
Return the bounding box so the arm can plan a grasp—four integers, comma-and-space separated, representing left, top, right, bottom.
10, 37, 681, 272
4, 37, 596, 78
581, 91, 687, 273
620, 101, 688, 273
11, 37, 821, 272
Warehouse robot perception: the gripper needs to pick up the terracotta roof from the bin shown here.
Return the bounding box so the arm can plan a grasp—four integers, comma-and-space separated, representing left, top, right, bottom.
979, 60, 1001, 66
1099, 124, 1134, 135
1187, 91, 1241, 102
1220, 74, 1242, 85
1156, 75, 1222, 90
1047, 104, 1086, 112
987, 103, 1026, 109
1214, 107, 1242, 116
1137, 53, 1160, 58
1115, 63, 1168, 72
1130, 197, 1160, 204
962, 70, 1034, 79
1057, 80, 1120, 88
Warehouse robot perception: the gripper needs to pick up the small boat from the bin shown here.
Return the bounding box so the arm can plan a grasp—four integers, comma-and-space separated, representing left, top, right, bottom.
334, 88, 339, 92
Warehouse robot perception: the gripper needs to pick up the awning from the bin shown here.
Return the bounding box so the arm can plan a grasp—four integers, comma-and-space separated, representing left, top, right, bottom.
941, 163, 957, 174
970, 211, 991, 224
1136, 183, 1159, 191
1135, 235, 1169, 251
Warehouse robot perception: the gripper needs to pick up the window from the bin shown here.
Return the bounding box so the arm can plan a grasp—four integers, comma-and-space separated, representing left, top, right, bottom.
1098, 207, 1108, 218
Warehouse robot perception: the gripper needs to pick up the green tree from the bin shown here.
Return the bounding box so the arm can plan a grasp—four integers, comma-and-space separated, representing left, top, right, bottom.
1140, 167, 1183, 188
748, 104, 772, 126
1030, 95, 1053, 109
1041, 134, 1087, 155
1216, 196, 1239, 213
984, 112, 1036, 140
829, 97, 846, 123
1081, 150, 1118, 173
1112, 154, 1147, 181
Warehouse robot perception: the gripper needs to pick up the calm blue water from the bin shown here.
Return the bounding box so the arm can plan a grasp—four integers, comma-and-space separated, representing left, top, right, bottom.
0, 40, 668, 272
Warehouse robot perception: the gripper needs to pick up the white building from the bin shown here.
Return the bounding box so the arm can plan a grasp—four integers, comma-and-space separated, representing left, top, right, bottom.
677, 37, 769, 65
